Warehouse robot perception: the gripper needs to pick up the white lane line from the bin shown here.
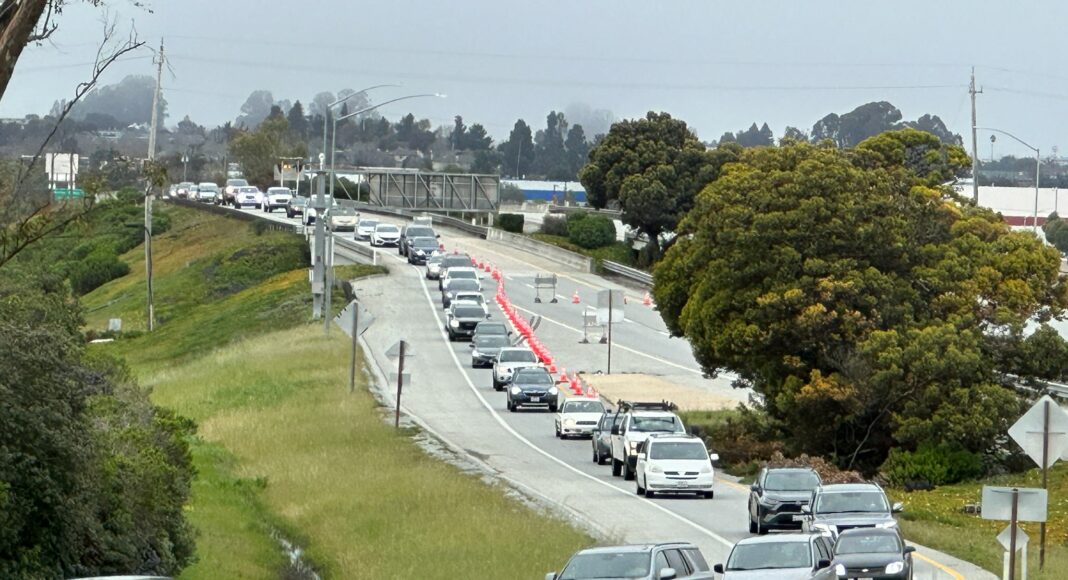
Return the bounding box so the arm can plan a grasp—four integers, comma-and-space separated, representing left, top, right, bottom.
409, 263, 733, 549
509, 303, 704, 376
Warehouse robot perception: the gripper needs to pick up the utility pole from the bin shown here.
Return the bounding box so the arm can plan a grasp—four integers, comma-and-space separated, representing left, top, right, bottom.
145, 38, 164, 332
970, 67, 983, 204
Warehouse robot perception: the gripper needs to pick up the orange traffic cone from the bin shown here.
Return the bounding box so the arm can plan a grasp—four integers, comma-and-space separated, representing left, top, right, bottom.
585, 384, 597, 398
558, 368, 569, 384
642, 291, 652, 306
572, 290, 580, 304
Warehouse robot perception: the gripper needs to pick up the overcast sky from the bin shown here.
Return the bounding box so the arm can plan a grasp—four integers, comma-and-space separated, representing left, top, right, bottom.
2, 0, 1066, 157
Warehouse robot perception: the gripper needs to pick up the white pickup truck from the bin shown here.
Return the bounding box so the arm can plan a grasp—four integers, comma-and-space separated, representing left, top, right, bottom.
609, 400, 685, 481
263, 187, 293, 212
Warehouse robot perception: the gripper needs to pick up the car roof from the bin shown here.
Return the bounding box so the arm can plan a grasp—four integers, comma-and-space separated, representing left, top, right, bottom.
628, 410, 678, 418
647, 433, 701, 442
447, 266, 477, 273
818, 483, 881, 493
563, 397, 602, 404
766, 467, 819, 473
836, 527, 901, 539
498, 347, 532, 353
735, 533, 817, 546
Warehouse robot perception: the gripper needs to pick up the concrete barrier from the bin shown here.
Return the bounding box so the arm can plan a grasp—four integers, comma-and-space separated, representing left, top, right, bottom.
485, 228, 593, 273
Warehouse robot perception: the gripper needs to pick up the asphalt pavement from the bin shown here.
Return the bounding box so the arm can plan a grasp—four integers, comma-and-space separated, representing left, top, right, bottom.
215, 200, 994, 580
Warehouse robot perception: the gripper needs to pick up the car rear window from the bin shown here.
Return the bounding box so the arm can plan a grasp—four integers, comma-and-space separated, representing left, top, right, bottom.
448, 269, 478, 280
515, 370, 552, 384
499, 350, 536, 363
376, 224, 400, 233
448, 279, 480, 292
454, 306, 485, 318
406, 226, 434, 237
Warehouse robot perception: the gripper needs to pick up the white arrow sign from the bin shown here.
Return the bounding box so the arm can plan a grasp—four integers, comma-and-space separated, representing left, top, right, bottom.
1008, 395, 1068, 468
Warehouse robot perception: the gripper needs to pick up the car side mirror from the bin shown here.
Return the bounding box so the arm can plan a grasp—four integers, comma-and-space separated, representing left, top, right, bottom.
610, 426, 620, 435
801, 505, 812, 514
892, 502, 904, 513
486, 314, 492, 319
658, 568, 676, 580
816, 559, 831, 570
713, 564, 725, 575
544, 573, 556, 580
709, 452, 719, 462
436, 234, 441, 238
750, 483, 761, 493
468, 343, 475, 349
904, 546, 916, 554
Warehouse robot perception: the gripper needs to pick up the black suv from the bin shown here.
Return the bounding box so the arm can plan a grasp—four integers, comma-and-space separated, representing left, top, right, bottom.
400, 224, 437, 256
442, 278, 481, 309
506, 367, 559, 412
445, 302, 488, 341
833, 528, 915, 580
749, 467, 822, 534
803, 483, 902, 540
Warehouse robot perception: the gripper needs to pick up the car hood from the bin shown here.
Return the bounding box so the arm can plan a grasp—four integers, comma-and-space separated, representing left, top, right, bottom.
812, 513, 895, 527
762, 490, 814, 503
624, 431, 679, 443
560, 412, 604, 423
515, 382, 555, 391
453, 315, 486, 323
723, 567, 814, 580
836, 553, 903, 570
473, 345, 504, 355
375, 230, 401, 237
497, 362, 539, 372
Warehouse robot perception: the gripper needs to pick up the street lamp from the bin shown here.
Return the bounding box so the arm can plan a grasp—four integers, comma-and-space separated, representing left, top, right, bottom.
321, 84, 400, 169
330, 93, 446, 199
977, 127, 1041, 233
181, 154, 189, 182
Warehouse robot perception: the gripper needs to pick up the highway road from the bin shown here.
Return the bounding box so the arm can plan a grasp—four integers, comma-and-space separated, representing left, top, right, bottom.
215, 200, 994, 580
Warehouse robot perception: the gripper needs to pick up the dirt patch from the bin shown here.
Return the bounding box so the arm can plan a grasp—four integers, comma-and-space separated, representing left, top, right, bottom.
579, 372, 737, 411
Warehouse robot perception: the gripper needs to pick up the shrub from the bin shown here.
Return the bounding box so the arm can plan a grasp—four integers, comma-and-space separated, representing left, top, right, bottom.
565, 212, 587, 226
69, 250, 131, 295
540, 215, 569, 236
568, 215, 616, 249
500, 183, 526, 204
763, 452, 865, 484
880, 443, 984, 489
498, 213, 525, 233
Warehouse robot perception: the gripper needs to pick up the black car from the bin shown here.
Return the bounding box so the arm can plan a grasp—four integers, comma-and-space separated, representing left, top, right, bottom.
803, 483, 902, 540
400, 224, 437, 256
445, 302, 488, 341
506, 367, 559, 412
442, 278, 481, 308
286, 196, 308, 218
833, 528, 914, 580
591, 412, 623, 465
438, 254, 474, 289
749, 467, 822, 534
406, 236, 440, 265
473, 320, 511, 341
469, 334, 510, 368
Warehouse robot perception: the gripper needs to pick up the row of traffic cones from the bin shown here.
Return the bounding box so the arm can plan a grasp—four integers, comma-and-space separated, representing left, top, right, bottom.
568, 290, 653, 307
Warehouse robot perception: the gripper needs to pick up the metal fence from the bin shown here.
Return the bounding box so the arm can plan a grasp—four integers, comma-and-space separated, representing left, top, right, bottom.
601, 260, 653, 287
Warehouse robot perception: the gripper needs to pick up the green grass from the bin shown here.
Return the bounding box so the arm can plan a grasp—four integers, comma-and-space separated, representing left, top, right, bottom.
530, 233, 638, 269
890, 464, 1068, 578
148, 324, 593, 578
83, 206, 592, 577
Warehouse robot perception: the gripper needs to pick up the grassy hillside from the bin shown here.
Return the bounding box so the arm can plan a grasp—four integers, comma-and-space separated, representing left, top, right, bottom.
84, 205, 593, 578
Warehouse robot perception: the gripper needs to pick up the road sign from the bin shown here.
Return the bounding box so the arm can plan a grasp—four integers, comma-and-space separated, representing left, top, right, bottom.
386, 340, 415, 359
53, 188, 85, 199
982, 487, 1048, 522
596, 289, 624, 326
333, 300, 373, 338
998, 525, 1030, 552
107, 318, 122, 332
1008, 395, 1068, 468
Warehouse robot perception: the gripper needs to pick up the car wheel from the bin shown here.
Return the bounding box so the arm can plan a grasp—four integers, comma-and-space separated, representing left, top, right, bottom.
611, 458, 622, 477
703, 491, 715, 499
471, 358, 478, 368
645, 488, 656, 498
598, 450, 609, 465
636, 477, 645, 495
548, 404, 558, 413
749, 516, 758, 534
592, 446, 599, 463
623, 462, 635, 481
555, 424, 561, 438
756, 510, 767, 535
507, 400, 515, 412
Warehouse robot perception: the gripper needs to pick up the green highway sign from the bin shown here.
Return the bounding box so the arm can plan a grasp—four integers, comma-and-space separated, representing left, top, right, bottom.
53, 188, 85, 200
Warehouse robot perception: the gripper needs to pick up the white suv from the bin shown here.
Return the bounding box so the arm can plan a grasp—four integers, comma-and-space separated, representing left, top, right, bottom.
440, 266, 481, 292
609, 401, 686, 480
263, 187, 292, 212
234, 186, 263, 209
635, 433, 717, 499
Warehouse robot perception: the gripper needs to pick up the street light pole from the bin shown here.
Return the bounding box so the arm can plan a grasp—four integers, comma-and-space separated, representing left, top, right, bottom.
182, 154, 189, 182
977, 127, 1041, 233
321, 84, 400, 169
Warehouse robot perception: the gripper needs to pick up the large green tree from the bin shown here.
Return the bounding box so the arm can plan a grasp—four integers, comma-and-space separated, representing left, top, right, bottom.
655, 134, 1067, 471
228, 113, 306, 188
580, 111, 738, 262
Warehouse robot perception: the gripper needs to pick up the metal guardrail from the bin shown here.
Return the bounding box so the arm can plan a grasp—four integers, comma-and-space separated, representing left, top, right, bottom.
333, 236, 379, 266
601, 260, 653, 287
1005, 373, 1068, 399
547, 204, 623, 218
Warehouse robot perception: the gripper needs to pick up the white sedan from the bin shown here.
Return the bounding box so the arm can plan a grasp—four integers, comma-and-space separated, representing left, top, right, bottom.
356, 219, 379, 240
554, 398, 607, 438
371, 223, 402, 247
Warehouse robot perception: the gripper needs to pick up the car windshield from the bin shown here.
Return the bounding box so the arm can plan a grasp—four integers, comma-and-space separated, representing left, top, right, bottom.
359, 220, 379, 228
727, 542, 812, 571
227, 179, 248, 186
448, 269, 478, 280
630, 415, 682, 432
835, 533, 902, 555
239, 187, 259, 193
474, 335, 508, 348
428, 255, 444, 265
815, 491, 889, 514
332, 208, 357, 216
454, 306, 485, 318
406, 226, 435, 238
649, 442, 708, 460
476, 322, 508, 335
268, 188, 291, 195
200, 184, 219, 191
563, 401, 605, 414
447, 280, 480, 292
765, 470, 821, 491
377, 224, 400, 233
499, 350, 536, 363
559, 552, 650, 579
515, 370, 552, 384
412, 237, 438, 249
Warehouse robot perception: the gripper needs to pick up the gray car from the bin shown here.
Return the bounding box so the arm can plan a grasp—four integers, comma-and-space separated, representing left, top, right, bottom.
506, 367, 559, 412
469, 333, 510, 368
714, 534, 837, 580
592, 411, 623, 465
749, 467, 822, 534
547, 542, 714, 580
803, 483, 902, 540
445, 302, 488, 341
833, 528, 914, 580
442, 278, 481, 309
